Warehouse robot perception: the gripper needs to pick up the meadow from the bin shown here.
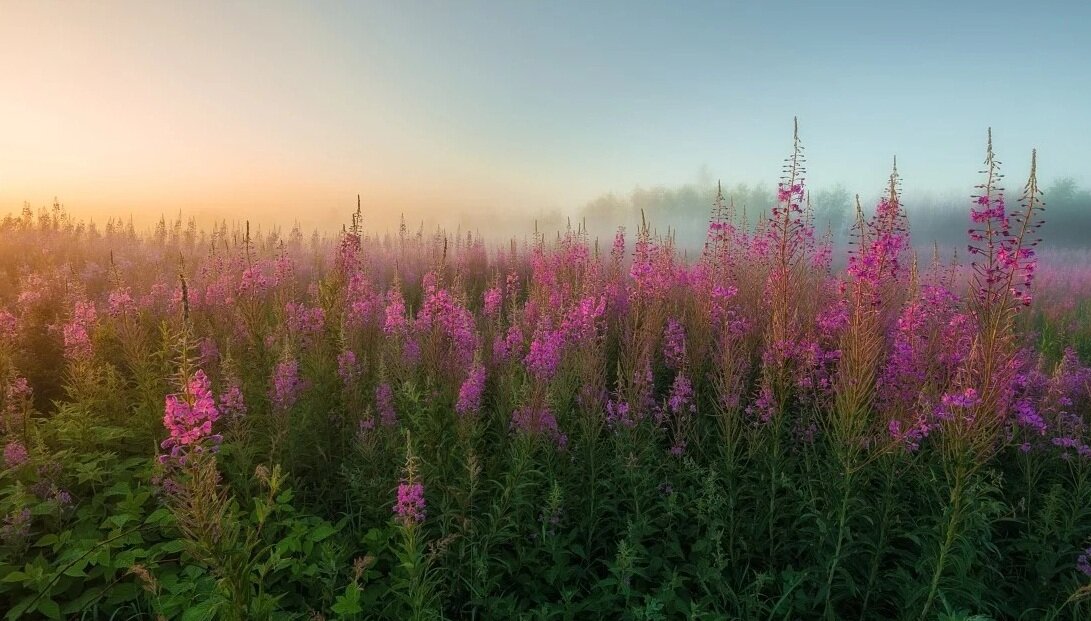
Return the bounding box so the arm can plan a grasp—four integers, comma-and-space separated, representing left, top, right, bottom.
2, 128, 1091, 620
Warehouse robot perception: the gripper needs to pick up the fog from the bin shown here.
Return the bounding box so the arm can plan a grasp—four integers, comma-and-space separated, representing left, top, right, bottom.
10, 172, 1090, 258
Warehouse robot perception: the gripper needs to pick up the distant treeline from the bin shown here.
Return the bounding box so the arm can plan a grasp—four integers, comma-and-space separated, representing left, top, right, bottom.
573, 178, 1091, 252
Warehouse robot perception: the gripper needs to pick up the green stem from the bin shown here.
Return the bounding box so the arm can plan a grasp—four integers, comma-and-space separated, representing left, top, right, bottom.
768, 424, 782, 563
919, 462, 968, 621
823, 468, 854, 618
859, 457, 896, 621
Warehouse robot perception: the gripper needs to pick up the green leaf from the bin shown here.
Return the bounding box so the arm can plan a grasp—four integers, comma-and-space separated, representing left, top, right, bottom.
105, 582, 140, 604
0, 571, 27, 583
35, 534, 59, 548
309, 523, 337, 542
37, 598, 61, 620
5, 597, 32, 621
331, 586, 363, 615
62, 561, 88, 578
180, 597, 219, 621
158, 539, 186, 553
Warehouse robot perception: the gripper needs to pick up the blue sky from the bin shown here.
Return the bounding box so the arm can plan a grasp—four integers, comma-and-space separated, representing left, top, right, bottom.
1, 0, 1087, 227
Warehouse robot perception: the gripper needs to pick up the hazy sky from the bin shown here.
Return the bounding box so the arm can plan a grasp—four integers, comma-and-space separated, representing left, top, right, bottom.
1, 0, 1088, 229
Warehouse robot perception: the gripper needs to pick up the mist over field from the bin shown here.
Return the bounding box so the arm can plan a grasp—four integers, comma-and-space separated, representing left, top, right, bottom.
18, 172, 1091, 256
3, 1, 1090, 243
5, 2, 1091, 620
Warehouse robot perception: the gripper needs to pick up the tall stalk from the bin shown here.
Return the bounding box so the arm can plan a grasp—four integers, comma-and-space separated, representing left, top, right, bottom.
919, 459, 969, 621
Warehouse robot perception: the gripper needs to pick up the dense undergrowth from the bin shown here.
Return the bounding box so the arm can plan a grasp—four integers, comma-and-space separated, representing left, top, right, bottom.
2, 126, 1091, 619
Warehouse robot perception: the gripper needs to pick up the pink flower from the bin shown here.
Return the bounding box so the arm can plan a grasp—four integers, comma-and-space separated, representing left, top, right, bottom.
414, 274, 477, 366
525, 325, 565, 381
747, 382, 777, 425
394, 481, 426, 526
511, 405, 563, 446
667, 373, 695, 415
455, 363, 486, 417
562, 296, 607, 344
483, 287, 502, 318
271, 358, 305, 411
238, 265, 271, 296
662, 318, 687, 370
3, 442, 28, 468
0, 308, 17, 343
493, 325, 523, 363
63, 300, 97, 361
3, 376, 32, 421
606, 398, 639, 429
1077, 547, 1091, 577
383, 288, 407, 335
337, 350, 359, 386
107, 288, 137, 317
218, 383, 247, 419
285, 301, 326, 341
160, 370, 221, 463
198, 337, 220, 368
376, 383, 397, 427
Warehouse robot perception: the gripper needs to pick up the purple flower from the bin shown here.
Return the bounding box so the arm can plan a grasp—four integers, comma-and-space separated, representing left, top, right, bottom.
53, 489, 73, 508
483, 287, 502, 318
63, 300, 97, 361
1013, 398, 1046, 435
376, 383, 397, 427
285, 301, 326, 341
414, 277, 477, 366
107, 288, 137, 317
0, 508, 31, 547
511, 405, 561, 443
455, 364, 486, 417
746, 382, 777, 426
3, 442, 28, 468
218, 383, 247, 419
935, 387, 981, 421
493, 325, 523, 363
1078, 547, 1091, 577
161, 370, 221, 463
270, 358, 305, 411
383, 288, 407, 335
668, 440, 686, 457
356, 416, 376, 442
662, 318, 687, 370
667, 373, 695, 415
337, 350, 359, 386
606, 398, 638, 429
887, 417, 931, 452
525, 326, 565, 381
198, 337, 220, 368
394, 481, 426, 526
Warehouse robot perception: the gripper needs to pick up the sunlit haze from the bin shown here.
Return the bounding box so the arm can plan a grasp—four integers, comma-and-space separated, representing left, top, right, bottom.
2, 1, 1089, 233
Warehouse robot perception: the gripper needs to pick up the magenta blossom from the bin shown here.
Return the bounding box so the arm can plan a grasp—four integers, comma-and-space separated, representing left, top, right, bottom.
511, 405, 564, 448
394, 481, 426, 526
218, 383, 247, 419
483, 287, 502, 318
270, 358, 305, 411
525, 326, 565, 381
455, 364, 486, 417
662, 318, 687, 370
161, 370, 221, 463
3, 442, 29, 468
376, 383, 397, 427
337, 350, 359, 386
1078, 547, 1091, 577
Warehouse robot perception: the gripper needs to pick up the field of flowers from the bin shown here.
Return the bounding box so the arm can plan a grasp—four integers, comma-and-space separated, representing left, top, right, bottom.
2, 127, 1091, 620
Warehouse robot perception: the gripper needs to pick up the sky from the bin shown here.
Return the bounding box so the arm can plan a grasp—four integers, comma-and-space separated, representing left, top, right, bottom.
1, 0, 1088, 231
